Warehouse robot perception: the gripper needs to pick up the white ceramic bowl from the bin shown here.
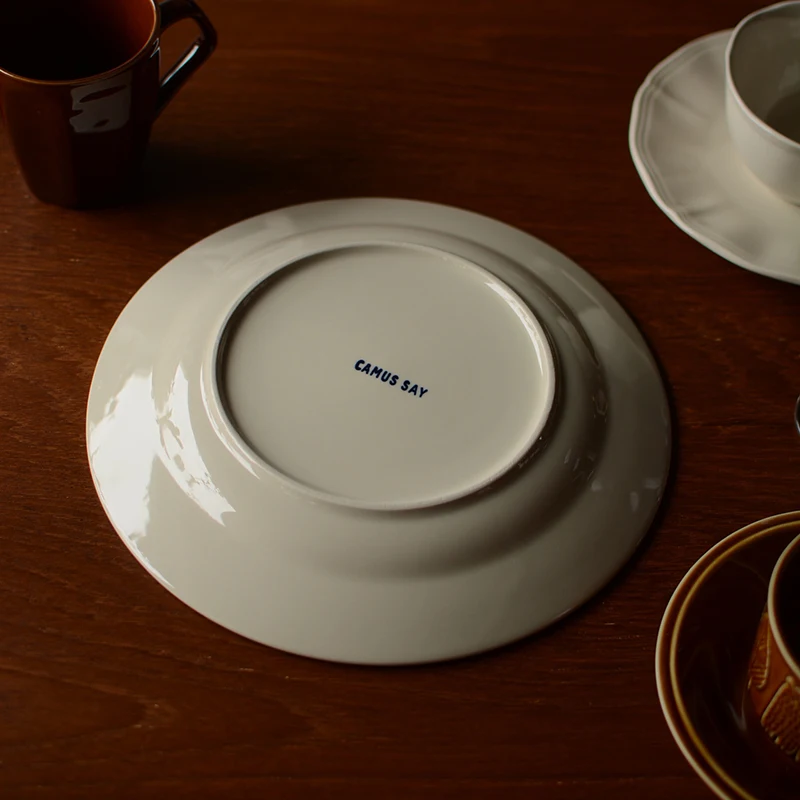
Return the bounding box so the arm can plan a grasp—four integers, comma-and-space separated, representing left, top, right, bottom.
726, 1, 800, 204
87, 199, 671, 664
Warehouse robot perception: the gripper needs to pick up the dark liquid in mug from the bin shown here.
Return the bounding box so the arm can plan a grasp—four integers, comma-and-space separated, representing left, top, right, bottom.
0, 0, 154, 81
776, 544, 800, 661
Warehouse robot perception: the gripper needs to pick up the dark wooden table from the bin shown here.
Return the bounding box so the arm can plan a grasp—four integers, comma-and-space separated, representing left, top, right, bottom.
2, 0, 799, 797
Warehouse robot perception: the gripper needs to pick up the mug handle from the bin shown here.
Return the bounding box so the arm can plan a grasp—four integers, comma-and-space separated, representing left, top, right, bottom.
155, 0, 217, 117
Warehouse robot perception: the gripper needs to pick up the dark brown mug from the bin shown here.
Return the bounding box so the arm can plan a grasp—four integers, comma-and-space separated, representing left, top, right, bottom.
0, 0, 216, 207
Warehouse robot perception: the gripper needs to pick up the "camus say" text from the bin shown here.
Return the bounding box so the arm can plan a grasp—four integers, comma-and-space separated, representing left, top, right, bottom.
353, 359, 429, 398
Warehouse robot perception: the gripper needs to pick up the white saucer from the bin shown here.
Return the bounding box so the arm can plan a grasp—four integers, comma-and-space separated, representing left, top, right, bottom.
629, 31, 800, 285
87, 199, 671, 665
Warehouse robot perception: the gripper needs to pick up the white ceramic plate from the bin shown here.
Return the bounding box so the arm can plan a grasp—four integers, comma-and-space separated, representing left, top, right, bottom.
87, 199, 671, 665
629, 31, 800, 285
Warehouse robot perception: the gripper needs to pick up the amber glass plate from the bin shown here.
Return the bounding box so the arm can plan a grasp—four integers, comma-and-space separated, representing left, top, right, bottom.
656, 512, 800, 799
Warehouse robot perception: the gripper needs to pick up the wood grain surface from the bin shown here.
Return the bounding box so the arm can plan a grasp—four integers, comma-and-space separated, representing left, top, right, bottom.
1, 0, 799, 797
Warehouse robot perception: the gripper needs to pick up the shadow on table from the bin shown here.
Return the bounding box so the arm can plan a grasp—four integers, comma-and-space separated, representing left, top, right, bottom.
137, 133, 385, 230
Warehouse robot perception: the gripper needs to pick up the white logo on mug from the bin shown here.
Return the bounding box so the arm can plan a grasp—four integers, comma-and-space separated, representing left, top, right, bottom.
70, 73, 132, 134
